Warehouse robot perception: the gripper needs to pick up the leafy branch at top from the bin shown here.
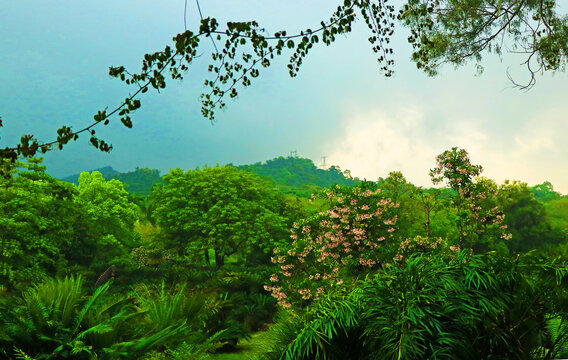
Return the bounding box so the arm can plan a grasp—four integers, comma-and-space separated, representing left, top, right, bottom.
2, 0, 567, 170
0, 1, 399, 170
399, 0, 568, 87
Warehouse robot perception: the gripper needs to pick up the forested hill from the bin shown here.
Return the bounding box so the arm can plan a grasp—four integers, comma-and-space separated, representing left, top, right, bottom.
234, 156, 359, 197
61, 166, 118, 184
110, 168, 164, 197
60, 156, 357, 198
61, 167, 163, 197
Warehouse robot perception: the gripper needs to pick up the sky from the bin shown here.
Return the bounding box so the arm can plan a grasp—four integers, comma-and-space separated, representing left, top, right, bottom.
1, 1, 567, 193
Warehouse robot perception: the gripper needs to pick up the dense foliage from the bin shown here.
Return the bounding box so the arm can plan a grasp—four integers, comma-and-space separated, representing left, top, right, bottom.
152, 166, 289, 267
1, 150, 567, 359
260, 251, 568, 360
62, 167, 163, 198
0, 159, 80, 288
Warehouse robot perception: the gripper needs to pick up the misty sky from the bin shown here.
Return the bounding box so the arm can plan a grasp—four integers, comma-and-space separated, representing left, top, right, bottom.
1, 1, 567, 193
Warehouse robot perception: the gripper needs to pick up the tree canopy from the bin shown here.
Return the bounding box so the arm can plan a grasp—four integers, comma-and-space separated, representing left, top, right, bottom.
70, 171, 140, 269
152, 166, 289, 267
0, 159, 79, 287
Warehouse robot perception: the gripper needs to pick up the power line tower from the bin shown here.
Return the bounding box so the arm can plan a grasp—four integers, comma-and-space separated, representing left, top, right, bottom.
321, 156, 327, 169
290, 150, 298, 158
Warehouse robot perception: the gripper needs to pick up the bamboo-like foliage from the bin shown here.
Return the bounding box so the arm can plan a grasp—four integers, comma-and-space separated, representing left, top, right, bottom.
260, 252, 568, 360
361, 253, 506, 359
260, 292, 364, 360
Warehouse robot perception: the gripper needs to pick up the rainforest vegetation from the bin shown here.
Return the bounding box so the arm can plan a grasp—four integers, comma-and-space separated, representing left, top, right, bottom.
1, 149, 568, 359
2, 0, 568, 357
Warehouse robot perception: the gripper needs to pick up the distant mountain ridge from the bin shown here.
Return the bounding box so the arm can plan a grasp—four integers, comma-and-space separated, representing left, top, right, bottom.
60, 156, 357, 198
60, 166, 118, 184
60, 166, 163, 197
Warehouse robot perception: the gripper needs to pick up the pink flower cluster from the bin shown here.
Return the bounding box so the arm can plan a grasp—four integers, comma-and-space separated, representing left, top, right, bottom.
430, 147, 482, 190
396, 236, 459, 262
266, 182, 400, 306
430, 148, 511, 248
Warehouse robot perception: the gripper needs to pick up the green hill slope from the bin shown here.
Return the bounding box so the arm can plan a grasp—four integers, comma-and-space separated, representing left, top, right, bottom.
235, 156, 358, 197
60, 156, 356, 198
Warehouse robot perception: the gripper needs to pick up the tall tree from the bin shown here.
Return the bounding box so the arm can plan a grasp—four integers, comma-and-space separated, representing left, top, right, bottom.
0, 159, 79, 288
531, 181, 562, 202
70, 171, 139, 269
497, 180, 561, 253
430, 147, 510, 251
153, 166, 288, 267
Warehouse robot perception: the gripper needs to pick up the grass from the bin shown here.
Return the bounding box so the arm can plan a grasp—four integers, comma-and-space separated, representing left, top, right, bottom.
210, 329, 273, 360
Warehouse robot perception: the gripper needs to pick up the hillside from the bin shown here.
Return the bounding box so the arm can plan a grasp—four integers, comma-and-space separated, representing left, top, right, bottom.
110, 167, 163, 197
60, 166, 118, 184
60, 156, 357, 198
235, 156, 359, 197
60, 167, 162, 197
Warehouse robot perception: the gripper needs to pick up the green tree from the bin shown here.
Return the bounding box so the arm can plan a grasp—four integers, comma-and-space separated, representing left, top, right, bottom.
542, 196, 568, 248
430, 147, 509, 251
400, 0, 568, 87
498, 180, 561, 253
378, 171, 423, 239
70, 171, 139, 269
0, 158, 80, 288
153, 166, 288, 267
531, 181, 562, 202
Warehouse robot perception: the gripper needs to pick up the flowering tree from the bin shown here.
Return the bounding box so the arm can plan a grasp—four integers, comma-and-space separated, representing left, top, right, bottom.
394, 235, 461, 263
265, 181, 400, 307
430, 147, 510, 251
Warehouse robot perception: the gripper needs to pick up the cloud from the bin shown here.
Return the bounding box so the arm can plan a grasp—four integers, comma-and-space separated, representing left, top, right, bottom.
324, 104, 568, 195
513, 115, 557, 154
324, 107, 436, 185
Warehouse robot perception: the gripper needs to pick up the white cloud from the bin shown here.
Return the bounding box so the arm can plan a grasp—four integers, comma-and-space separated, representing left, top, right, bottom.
325, 107, 436, 186
324, 105, 568, 195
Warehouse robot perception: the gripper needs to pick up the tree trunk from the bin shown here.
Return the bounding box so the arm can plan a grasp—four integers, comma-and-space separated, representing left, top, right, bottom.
215, 251, 225, 268
204, 249, 210, 266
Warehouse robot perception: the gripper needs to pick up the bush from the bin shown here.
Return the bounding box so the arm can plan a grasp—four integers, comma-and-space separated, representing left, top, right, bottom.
0, 276, 224, 359
260, 252, 568, 360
